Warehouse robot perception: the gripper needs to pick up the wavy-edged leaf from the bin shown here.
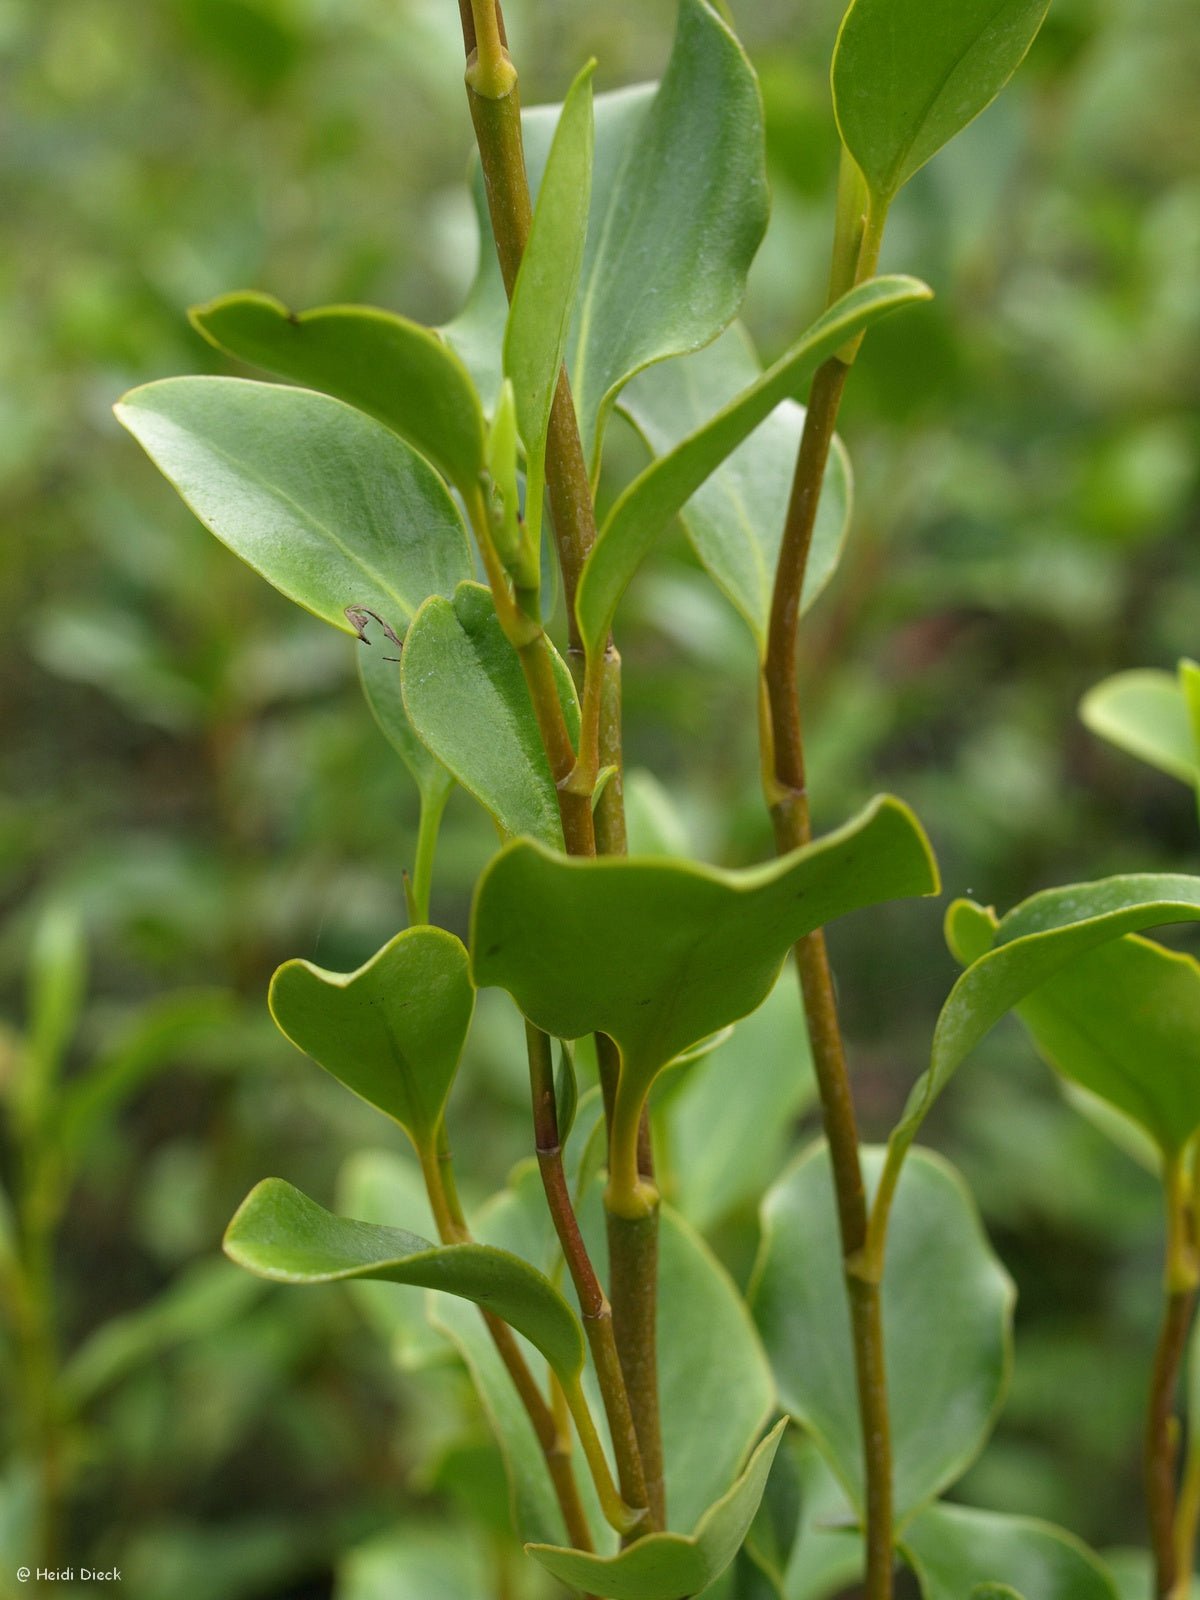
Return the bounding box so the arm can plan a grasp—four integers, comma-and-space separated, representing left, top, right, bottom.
224, 1178, 585, 1384
576, 277, 931, 654
188, 293, 486, 499
901, 1504, 1117, 1600
472, 795, 937, 1099
946, 897, 1200, 1158
621, 324, 851, 656
115, 377, 473, 635
444, 0, 768, 473
401, 581, 580, 847
832, 0, 1051, 204
895, 874, 1200, 1154
752, 1144, 1012, 1519
1080, 667, 1197, 786
528, 1421, 786, 1600
269, 926, 474, 1154
504, 61, 594, 478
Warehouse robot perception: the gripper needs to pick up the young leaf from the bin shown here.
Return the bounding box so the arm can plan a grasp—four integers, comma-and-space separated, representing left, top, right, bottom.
894, 874, 1200, 1157
504, 62, 594, 478
115, 378, 473, 636
752, 1144, 1013, 1519
575, 276, 931, 655
268, 926, 474, 1154
400, 582, 581, 848
1080, 668, 1197, 786
621, 323, 853, 657
472, 795, 937, 1103
947, 898, 1200, 1158
444, 0, 768, 472
188, 294, 486, 499
831, 0, 1051, 204
527, 1421, 786, 1599
901, 1504, 1117, 1600
224, 1178, 586, 1385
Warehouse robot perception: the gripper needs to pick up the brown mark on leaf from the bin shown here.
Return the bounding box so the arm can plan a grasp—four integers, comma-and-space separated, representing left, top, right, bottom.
345, 605, 403, 661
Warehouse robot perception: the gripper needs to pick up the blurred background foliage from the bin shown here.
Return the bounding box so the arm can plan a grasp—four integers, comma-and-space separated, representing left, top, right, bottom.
1, 0, 1199, 1594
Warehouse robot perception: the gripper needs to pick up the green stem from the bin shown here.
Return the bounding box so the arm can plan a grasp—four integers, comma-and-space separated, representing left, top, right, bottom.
410, 783, 450, 927
1148, 1156, 1199, 1599
526, 1025, 649, 1521
604, 1204, 665, 1533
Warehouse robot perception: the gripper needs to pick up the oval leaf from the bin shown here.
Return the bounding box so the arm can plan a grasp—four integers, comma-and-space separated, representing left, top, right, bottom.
115, 377, 473, 635
528, 1421, 786, 1600
444, 0, 768, 473
472, 795, 938, 1095
224, 1177, 586, 1385
947, 897, 1200, 1158
752, 1144, 1013, 1518
188, 293, 486, 499
895, 873, 1200, 1153
621, 323, 852, 656
832, 0, 1051, 203
1080, 667, 1196, 786
401, 581, 581, 848
269, 926, 473, 1154
355, 610, 452, 804
504, 62, 594, 474
576, 276, 931, 655
901, 1504, 1116, 1600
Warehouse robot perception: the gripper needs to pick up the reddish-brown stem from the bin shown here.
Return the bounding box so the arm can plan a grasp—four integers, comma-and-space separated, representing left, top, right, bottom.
1147, 1287, 1196, 1599
526, 1026, 650, 1520
761, 351, 894, 1600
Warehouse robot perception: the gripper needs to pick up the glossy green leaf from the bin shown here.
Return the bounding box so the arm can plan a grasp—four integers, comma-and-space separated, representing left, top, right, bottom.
400, 581, 581, 847
832, 0, 1051, 203
947, 897, 1200, 1157
576, 276, 930, 654
224, 1178, 586, 1384
668, 969, 816, 1232
1080, 667, 1196, 785
752, 1144, 1012, 1518
473, 795, 937, 1099
528, 1421, 786, 1599
115, 377, 473, 636
895, 874, 1200, 1154
504, 62, 594, 477
188, 293, 486, 498
268, 926, 474, 1154
901, 1504, 1117, 1600
1104, 1548, 1200, 1600
354, 611, 452, 805
336, 1150, 449, 1372
622, 324, 852, 656
779, 1443, 860, 1600
445, 0, 768, 472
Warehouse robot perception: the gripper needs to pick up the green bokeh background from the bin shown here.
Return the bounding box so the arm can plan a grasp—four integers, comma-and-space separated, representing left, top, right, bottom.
2, 0, 1198, 1594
